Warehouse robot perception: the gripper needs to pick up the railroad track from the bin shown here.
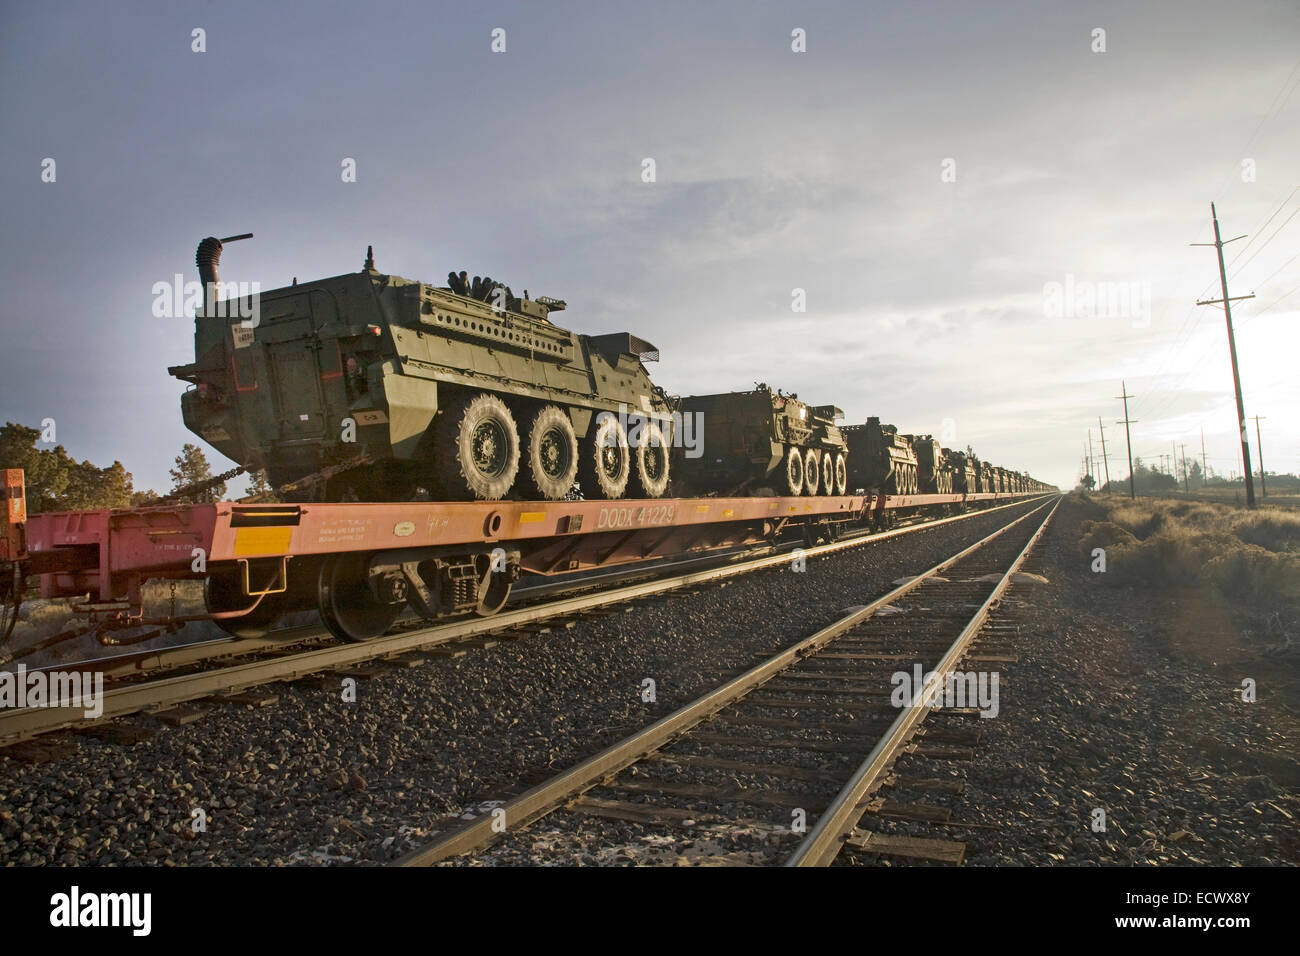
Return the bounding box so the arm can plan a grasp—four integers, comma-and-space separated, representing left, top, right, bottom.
396, 495, 1059, 866
0, 495, 1051, 751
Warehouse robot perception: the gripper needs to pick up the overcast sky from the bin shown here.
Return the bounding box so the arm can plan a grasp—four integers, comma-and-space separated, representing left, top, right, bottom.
2, 0, 1298, 494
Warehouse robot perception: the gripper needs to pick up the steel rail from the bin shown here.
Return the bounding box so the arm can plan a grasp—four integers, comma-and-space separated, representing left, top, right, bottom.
785, 496, 1060, 866
0, 495, 1050, 748
395, 496, 1056, 866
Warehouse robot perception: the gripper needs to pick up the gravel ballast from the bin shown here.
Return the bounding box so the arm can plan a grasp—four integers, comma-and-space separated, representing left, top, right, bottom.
0, 501, 1045, 866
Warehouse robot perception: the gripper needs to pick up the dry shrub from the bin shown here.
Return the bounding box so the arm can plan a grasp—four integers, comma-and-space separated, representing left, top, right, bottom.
1205, 548, 1300, 603
1079, 520, 1139, 557
1081, 497, 1300, 608
14, 600, 83, 641
1230, 510, 1300, 554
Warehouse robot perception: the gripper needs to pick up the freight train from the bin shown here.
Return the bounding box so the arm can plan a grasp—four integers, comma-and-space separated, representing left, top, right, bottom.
0, 238, 1055, 647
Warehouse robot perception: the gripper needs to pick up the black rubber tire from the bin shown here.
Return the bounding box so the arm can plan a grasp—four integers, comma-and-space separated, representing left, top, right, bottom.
834, 453, 848, 495
819, 451, 834, 496
580, 413, 630, 499
629, 418, 671, 499
781, 445, 804, 496
434, 393, 520, 500
803, 448, 820, 496
522, 405, 579, 500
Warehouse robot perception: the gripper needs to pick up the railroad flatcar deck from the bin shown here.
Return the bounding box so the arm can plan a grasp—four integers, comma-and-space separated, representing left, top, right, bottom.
2, 468, 1044, 642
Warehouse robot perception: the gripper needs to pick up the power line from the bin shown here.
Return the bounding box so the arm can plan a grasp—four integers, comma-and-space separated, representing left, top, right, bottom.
1133, 186, 1300, 421
1239, 280, 1300, 326
1211, 55, 1300, 202
1250, 247, 1300, 291
1226, 185, 1299, 270
1229, 204, 1300, 279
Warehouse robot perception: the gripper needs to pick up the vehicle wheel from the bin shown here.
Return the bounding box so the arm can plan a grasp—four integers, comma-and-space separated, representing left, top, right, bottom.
819, 452, 834, 496
205, 566, 286, 639
318, 553, 403, 642
580, 413, 630, 499
781, 445, 804, 496
434, 393, 520, 500
629, 418, 672, 499
803, 448, 820, 495
834, 453, 848, 495
523, 405, 579, 500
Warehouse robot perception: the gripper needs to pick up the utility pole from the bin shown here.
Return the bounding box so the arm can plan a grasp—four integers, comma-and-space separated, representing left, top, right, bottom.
1193, 203, 1256, 508
1117, 381, 1137, 500
1180, 442, 1189, 493
1254, 415, 1266, 498
1088, 429, 1096, 489
1200, 427, 1207, 490
1097, 416, 1111, 490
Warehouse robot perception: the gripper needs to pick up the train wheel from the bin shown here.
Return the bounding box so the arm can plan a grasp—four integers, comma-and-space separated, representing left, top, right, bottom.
205, 566, 287, 639
523, 405, 579, 500
435, 393, 520, 500
781, 446, 804, 496
834, 453, 848, 495
819, 452, 834, 496
803, 449, 820, 495
318, 553, 403, 642
474, 553, 513, 616
580, 414, 630, 499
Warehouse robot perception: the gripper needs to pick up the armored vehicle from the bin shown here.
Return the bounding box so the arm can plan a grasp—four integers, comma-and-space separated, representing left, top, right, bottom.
985, 465, 997, 493
169, 236, 673, 502
844, 418, 918, 494
944, 448, 977, 494
674, 385, 848, 496
905, 435, 953, 494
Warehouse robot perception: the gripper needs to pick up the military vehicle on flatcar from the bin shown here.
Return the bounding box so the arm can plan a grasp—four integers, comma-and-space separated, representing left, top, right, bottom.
945, 448, 977, 494
674, 385, 848, 496
169, 236, 673, 503
844, 418, 918, 494
906, 435, 953, 494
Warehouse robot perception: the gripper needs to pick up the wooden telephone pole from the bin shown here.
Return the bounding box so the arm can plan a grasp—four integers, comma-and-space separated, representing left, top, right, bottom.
1193, 203, 1256, 508
1254, 415, 1266, 498
1117, 381, 1137, 500
1097, 416, 1111, 490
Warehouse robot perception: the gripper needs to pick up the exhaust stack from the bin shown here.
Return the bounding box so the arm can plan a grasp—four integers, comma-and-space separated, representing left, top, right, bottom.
195, 233, 254, 306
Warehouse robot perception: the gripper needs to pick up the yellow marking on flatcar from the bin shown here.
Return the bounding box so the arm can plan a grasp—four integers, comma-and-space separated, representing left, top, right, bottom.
518, 512, 546, 524
722, 508, 735, 518
233, 526, 293, 556
695, 504, 710, 513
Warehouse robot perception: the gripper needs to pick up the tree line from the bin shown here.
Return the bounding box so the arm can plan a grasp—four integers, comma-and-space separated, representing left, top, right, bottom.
1, 422, 273, 513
